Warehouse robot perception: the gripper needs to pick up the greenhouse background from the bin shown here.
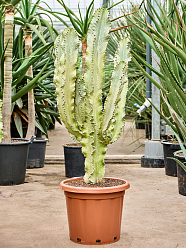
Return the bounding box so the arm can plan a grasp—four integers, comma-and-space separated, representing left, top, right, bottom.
30, 0, 140, 32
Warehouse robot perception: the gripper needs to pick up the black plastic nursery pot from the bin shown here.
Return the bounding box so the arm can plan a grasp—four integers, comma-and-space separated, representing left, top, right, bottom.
162, 140, 182, 177
0, 138, 30, 185
27, 138, 48, 169
174, 152, 186, 196
141, 156, 164, 168
135, 116, 145, 129
63, 144, 85, 178
35, 128, 43, 138
11, 126, 28, 138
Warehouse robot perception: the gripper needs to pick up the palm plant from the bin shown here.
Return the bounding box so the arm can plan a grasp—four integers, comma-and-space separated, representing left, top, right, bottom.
12, 28, 60, 137
28, 32, 61, 136
14, 0, 57, 139
0, 0, 22, 143
51, 0, 127, 75
128, 0, 186, 170
0, 3, 54, 141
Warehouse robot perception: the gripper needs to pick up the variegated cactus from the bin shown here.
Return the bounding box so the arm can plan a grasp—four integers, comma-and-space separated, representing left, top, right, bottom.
54, 8, 131, 183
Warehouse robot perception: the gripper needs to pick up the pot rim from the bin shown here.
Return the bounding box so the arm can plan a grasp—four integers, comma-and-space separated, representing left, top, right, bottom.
33, 138, 49, 143
60, 177, 130, 194
174, 151, 185, 159
161, 140, 180, 145
63, 143, 82, 148
0, 138, 30, 146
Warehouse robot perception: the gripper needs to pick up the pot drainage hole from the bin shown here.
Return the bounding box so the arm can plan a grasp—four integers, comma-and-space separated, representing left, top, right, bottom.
77, 238, 81, 242
96, 240, 101, 243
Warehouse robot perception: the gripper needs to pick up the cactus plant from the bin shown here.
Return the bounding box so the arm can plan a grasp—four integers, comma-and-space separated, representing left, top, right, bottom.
54, 8, 131, 183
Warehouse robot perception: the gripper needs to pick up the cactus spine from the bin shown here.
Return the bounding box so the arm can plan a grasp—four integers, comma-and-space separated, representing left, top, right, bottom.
54, 8, 131, 183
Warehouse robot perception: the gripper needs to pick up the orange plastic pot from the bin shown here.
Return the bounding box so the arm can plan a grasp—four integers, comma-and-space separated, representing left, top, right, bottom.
60, 177, 130, 245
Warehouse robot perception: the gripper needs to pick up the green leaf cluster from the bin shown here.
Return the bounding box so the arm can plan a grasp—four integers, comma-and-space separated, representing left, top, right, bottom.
52, 0, 126, 42
0, 1, 60, 138
128, 0, 186, 169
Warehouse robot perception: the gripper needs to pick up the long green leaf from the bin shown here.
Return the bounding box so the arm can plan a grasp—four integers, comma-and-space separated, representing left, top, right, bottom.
26, 23, 46, 45
37, 81, 56, 98
30, 0, 41, 15
83, 0, 94, 34
132, 57, 167, 94
13, 113, 23, 138
12, 59, 50, 102
11, 0, 22, 7
13, 43, 53, 78
58, 0, 83, 36
131, 50, 164, 79
107, 0, 124, 10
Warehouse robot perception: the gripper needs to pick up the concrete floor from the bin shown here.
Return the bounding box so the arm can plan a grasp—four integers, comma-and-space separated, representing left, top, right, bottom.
1, 163, 186, 248
0, 121, 186, 248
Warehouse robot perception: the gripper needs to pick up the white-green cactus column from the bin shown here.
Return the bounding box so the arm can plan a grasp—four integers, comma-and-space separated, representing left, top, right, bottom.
54, 8, 131, 183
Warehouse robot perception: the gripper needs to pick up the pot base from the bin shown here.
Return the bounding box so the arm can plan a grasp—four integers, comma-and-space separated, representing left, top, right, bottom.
70, 236, 119, 245
141, 155, 164, 168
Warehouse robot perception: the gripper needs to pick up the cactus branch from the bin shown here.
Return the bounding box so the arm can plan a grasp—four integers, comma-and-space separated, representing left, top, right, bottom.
54, 8, 130, 183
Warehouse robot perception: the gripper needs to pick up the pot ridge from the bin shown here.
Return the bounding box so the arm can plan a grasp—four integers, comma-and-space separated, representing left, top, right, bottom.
60, 177, 130, 194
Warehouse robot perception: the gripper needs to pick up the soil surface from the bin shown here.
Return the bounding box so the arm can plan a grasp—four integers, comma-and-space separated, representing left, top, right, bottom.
163, 139, 179, 144
176, 152, 184, 157
66, 178, 125, 187
64, 143, 82, 147
10, 139, 28, 143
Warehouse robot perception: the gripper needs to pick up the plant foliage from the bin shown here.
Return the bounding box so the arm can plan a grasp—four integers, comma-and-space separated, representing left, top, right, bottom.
128, 0, 186, 169
54, 8, 131, 183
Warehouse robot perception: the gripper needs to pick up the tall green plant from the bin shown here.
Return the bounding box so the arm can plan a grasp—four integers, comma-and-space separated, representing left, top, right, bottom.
52, 0, 127, 75
127, 0, 186, 168
54, 8, 131, 183
15, 0, 56, 139
12, 28, 60, 138
1, 0, 22, 143
129, 0, 186, 137
0, 0, 54, 142
0, 6, 54, 139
